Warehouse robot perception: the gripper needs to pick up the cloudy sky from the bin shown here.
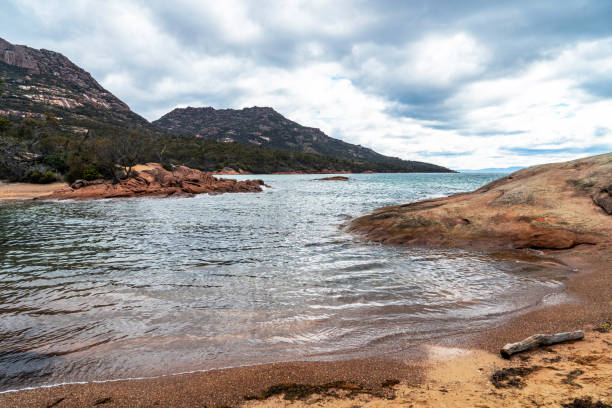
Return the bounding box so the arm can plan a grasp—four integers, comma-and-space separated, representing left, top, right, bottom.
2, 0, 612, 169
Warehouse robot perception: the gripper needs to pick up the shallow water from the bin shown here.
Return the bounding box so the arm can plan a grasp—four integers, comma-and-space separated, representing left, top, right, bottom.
0, 173, 571, 391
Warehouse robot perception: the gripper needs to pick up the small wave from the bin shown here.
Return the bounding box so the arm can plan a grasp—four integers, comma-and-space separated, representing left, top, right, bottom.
339, 262, 387, 272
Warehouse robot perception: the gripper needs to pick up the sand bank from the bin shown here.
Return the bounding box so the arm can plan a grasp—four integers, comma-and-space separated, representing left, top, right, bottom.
0, 181, 68, 201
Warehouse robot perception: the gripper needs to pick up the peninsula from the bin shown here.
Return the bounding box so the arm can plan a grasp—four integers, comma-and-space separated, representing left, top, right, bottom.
42, 163, 266, 200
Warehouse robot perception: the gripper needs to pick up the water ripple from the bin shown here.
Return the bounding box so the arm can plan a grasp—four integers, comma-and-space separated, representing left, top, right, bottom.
0, 173, 572, 391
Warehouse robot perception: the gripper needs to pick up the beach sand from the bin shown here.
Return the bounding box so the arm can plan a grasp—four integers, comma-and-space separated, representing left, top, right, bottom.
0, 245, 609, 407
0, 181, 68, 201
244, 330, 612, 408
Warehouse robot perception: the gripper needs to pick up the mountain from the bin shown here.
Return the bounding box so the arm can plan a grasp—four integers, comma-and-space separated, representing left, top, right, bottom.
0, 37, 149, 129
0, 37, 452, 180
153, 106, 452, 172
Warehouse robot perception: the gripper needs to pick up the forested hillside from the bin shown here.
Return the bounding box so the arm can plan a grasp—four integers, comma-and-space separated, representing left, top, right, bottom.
0, 37, 452, 184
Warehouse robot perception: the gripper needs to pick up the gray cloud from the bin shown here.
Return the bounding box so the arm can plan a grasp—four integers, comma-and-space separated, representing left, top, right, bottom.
1, 0, 611, 168
503, 144, 612, 155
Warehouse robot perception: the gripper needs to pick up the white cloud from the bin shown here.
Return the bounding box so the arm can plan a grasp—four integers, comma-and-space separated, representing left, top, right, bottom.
410, 33, 489, 85
349, 32, 489, 91
446, 38, 612, 166
4, 1, 612, 169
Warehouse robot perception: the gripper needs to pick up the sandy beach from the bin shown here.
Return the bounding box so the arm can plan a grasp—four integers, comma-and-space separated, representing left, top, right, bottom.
0, 181, 68, 201
244, 330, 612, 408
0, 244, 609, 407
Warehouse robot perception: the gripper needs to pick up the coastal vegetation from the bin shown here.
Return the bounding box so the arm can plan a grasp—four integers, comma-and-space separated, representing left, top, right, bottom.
0, 111, 446, 184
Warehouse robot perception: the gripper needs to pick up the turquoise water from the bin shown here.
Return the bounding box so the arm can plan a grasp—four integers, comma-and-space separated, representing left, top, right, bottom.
0, 173, 570, 391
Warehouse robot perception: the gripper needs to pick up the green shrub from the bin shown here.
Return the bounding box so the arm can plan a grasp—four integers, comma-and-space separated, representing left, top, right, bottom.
43, 153, 69, 173
66, 165, 102, 184
39, 171, 57, 183
26, 171, 56, 184
82, 166, 101, 181
65, 168, 82, 184
0, 117, 12, 133
26, 171, 41, 183
162, 162, 173, 171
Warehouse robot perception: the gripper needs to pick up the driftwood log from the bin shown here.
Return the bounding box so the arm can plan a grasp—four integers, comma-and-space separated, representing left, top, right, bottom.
500, 331, 584, 358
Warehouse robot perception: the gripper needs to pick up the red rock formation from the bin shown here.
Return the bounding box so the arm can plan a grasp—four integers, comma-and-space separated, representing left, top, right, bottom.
348, 153, 612, 250
212, 167, 252, 175
43, 163, 266, 200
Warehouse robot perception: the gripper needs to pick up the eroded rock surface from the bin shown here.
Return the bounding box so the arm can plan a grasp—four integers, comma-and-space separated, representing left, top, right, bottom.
43, 163, 266, 200
593, 184, 612, 215
348, 153, 612, 250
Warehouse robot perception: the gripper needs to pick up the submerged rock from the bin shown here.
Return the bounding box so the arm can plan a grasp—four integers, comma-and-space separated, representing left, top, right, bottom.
44, 163, 266, 200
316, 176, 350, 181
347, 153, 612, 250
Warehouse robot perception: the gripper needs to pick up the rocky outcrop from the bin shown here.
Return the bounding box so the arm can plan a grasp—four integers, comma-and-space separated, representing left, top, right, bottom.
348, 153, 612, 250
152, 107, 453, 173
212, 167, 252, 175
43, 163, 266, 200
316, 176, 350, 181
593, 184, 612, 214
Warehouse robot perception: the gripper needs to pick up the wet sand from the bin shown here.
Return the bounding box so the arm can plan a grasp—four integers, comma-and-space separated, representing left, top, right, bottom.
0, 359, 420, 407
0, 181, 68, 201
0, 244, 609, 407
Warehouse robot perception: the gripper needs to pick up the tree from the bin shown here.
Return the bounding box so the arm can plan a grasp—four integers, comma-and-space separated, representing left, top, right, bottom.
94, 137, 123, 183
116, 130, 144, 178
94, 131, 144, 183
157, 143, 167, 164
0, 77, 4, 96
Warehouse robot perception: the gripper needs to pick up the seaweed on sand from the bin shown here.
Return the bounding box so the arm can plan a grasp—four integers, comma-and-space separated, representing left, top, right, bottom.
244, 381, 364, 401
561, 397, 612, 408
490, 366, 542, 388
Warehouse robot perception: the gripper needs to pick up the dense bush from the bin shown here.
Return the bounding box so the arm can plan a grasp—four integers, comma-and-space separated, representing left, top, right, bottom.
26, 170, 56, 184
43, 153, 69, 173
82, 166, 102, 180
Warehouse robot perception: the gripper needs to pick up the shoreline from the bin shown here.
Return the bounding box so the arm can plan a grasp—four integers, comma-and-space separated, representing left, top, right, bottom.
0, 245, 609, 407
0, 171, 469, 202
0, 181, 68, 201
1, 155, 610, 406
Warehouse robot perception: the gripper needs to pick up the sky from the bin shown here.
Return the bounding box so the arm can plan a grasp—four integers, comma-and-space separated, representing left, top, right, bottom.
2, 0, 612, 169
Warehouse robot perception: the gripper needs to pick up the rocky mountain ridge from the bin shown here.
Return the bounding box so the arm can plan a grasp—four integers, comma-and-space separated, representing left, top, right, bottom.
0, 36, 451, 173
153, 106, 451, 172
0, 37, 149, 128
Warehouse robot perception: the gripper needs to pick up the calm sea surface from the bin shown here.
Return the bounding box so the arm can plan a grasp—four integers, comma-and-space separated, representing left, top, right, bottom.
0, 173, 572, 391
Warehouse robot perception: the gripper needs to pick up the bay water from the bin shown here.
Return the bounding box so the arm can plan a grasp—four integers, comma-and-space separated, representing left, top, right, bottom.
0, 173, 571, 391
